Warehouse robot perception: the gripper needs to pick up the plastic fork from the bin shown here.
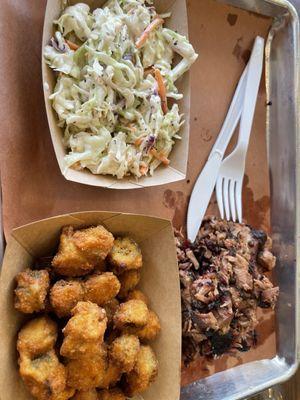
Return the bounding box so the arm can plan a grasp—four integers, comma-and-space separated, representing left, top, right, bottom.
216, 36, 264, 222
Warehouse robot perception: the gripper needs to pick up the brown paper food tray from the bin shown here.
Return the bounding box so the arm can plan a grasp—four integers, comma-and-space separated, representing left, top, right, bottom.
0, 0, 275, 390
0, 211, 181, 400
42, 0, 191, 189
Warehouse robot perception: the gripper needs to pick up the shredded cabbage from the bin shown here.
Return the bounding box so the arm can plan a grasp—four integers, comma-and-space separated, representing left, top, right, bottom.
44, 0, 198, 179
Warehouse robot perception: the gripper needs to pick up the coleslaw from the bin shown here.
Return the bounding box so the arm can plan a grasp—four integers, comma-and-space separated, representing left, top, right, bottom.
44, 0, 198, 179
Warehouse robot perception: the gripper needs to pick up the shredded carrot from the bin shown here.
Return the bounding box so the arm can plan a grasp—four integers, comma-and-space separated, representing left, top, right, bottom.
134, 137, 144, 147
139, 164, 149, 175
66, 39, 80, 50
154, 68, 168, 114
128, 123, 137, 132
150, 148, 170, 165
135, 17, 164, 49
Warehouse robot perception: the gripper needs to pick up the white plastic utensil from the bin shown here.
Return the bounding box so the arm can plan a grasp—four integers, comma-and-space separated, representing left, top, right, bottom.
187, 36, 264, 243
216, 36, 264, 222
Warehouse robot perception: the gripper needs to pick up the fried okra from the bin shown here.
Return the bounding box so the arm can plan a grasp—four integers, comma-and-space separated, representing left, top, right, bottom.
84, 272, 121, 305
67, 344, 121, 391
14, 224, 160, 398
50, 280, 85, 318
61, 302, 107, 359
108, 237, 142, 274
98, 360, 122, 389
15, 269, 50, 314
117, 270, 141, 299
52, 226, 114, 277
98, 388, 126, 400
17, 316, 57, 358
110, 334, 140, 373
52, 387, 75, 400
124, 310, 161, 342
126, 289, 149, 305
66, 347, 107, 390
113, 300, 149, 330
124, 345, 158, 397
50, 273, 120, 317
19, 350, 69, 400
72, 389, 98, 400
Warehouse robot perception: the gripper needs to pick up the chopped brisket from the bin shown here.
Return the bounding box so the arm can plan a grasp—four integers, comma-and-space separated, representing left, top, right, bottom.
231, 254, 253, 291
177, 216, 279, 362
258, 249, 276, 270
260, 287, 279, 308
192, 311, 219, 331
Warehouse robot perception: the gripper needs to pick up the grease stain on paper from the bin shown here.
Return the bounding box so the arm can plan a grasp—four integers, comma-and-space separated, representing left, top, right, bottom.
163, 189, 187, 229
227, 13, 238, 26
243, 175, 270, 230
181, 351, 243, 386
256, 310, 275, 346
201, 128, 212, 142
233, 37, 243, 59
232, 38, 251, 65
181, 356, 214, 386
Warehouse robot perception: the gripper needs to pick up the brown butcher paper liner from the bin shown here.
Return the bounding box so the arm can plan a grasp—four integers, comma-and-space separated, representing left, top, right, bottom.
0, 211, 181, 400
0, 0, 275, 390
42, 0, 191, 189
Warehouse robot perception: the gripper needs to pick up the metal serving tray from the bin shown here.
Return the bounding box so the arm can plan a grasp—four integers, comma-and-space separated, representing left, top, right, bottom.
181, 0, 300, 399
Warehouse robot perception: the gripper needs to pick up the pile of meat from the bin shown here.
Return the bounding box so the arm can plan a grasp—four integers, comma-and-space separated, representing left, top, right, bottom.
176, 217, 279, 364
